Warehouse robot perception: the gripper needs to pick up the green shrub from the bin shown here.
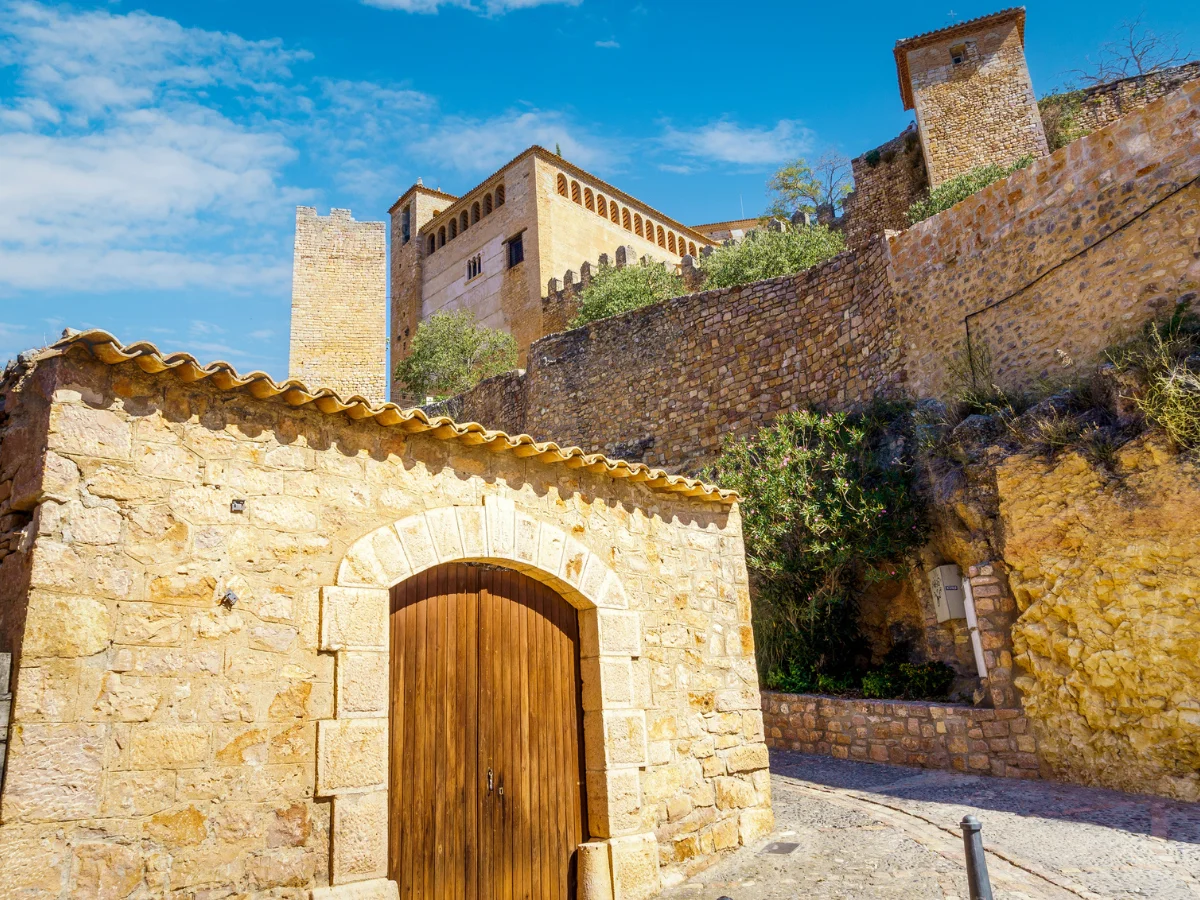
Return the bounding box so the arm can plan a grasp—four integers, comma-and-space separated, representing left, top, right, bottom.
861, 662, 954, 700
863, 149, 882, 167
1109, 301, 1200, 450
699, 225, 845, 290
906, 156, 1034, 225
571, 260, 685, 327
394, 309, 518, 402
706, 405, 928, 680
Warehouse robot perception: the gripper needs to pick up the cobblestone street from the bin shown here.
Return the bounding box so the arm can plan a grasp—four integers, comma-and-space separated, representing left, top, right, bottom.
664, 751, 1200, 900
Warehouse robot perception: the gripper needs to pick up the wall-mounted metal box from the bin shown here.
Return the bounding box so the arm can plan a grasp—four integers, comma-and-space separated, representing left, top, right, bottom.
929, 564, 966, 623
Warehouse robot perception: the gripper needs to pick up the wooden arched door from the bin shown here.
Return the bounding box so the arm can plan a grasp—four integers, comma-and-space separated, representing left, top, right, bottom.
388, 563, 588, 899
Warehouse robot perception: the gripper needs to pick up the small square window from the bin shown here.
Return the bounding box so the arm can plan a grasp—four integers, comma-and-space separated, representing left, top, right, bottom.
506, 233, 524, 269
950, 43, 966, 65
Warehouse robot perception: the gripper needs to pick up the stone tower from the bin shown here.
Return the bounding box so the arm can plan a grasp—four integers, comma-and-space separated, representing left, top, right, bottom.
894, 7, 1048, 187
289, 207, 387, 402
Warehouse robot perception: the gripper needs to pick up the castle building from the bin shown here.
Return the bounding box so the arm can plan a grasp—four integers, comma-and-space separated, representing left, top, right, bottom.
387, 147, 717, 396
893, 7, 1048, 186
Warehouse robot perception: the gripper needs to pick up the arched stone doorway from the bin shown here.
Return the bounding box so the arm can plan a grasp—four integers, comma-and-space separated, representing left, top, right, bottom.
388, 562, 588, 898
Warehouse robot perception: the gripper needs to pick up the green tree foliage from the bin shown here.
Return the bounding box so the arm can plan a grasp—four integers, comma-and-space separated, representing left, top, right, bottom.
1039, 90, 1092, 151
571, 261, 685, 327
906, 156, 1034, 225
699, 225, 845, 290
766, 151, 853, 218
394, 309, 518, 402
706, 407, 928, 685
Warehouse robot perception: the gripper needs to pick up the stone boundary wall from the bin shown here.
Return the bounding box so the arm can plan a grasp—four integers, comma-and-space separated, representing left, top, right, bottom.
762, 692, 1040, 779
843, 125, 929, 250
889, 79, 1200, 399
436, 238, 902, 473
1067, 60, 1200, 135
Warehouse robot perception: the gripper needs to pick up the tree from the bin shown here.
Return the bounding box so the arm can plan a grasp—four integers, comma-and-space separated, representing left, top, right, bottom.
766, 151, 854, 219
1071, 15, 1192, 85
699, 225, 845, 290
571, 260, 685, 327
394, 310, 518, 402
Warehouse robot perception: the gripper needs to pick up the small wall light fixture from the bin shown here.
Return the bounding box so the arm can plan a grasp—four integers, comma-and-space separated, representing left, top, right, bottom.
221, 590, 238, 609
230, 499, 247, 513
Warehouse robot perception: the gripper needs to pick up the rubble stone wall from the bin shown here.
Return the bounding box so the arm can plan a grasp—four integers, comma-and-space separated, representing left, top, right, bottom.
437, 239, 902, 473
762, 692, 1039, 779
1060, 60, 1200, 137
0, 347, 772, 898
889, 80, 1200, 400
842, 125, 929, 250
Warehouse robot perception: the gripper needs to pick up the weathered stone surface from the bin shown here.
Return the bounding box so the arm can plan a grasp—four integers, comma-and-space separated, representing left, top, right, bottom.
1000, 438, 1200, 801
1, 723, 105, 822
22, 591, 111, 658
609, 832, 660, 900
332, 791, 388, 883
50, 404, 131, 460
336, 651, 387, 718
130, 724, 211, 769
70, 841, 145, 899
320, 587, 388, 651
317, 719, 388, 795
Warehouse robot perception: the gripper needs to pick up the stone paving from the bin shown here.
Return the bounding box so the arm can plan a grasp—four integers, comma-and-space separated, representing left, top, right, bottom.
663, 751, 1200, 900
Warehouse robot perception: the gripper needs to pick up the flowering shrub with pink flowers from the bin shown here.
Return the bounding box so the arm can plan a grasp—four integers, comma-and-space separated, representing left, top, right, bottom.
706, 404, 928, 687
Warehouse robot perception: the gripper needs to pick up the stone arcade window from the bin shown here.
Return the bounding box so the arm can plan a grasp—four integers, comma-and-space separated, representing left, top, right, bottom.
466, 254, 482, 280
506, 233, 524, 269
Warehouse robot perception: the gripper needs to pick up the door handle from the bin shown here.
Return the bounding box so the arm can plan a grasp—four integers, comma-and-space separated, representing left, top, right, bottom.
487, 768, 493, 794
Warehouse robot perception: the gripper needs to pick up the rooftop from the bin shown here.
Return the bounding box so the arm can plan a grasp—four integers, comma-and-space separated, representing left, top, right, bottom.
33, 330, 735, 504
893, 7, 1026, 109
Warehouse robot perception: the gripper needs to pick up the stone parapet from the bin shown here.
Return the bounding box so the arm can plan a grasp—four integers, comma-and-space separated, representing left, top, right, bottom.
762, 692, 1040, 780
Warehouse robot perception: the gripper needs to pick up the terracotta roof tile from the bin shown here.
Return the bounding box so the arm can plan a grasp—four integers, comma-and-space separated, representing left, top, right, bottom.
40, 330, 736, 504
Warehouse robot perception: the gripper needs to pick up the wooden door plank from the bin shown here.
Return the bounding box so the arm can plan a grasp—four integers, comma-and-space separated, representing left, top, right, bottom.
479, 568, 495, 900
527, 581, 545, 900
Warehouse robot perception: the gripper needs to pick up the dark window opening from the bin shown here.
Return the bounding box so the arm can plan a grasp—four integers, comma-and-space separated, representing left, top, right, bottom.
506, 233, 524, 269
401, 204, 411, 244
950, 43, 967, 65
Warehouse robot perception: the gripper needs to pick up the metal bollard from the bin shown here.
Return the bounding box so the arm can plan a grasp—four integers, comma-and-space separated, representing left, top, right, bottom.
961, 815, 994, 900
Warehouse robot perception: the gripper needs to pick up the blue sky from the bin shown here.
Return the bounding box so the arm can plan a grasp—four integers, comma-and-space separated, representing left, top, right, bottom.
1, 0, 1196, 378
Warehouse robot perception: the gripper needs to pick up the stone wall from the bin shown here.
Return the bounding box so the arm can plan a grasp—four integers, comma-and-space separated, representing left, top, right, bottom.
889, 79, 1200, 400
997, 435, 1200, 802
0, 338, 773, 898
842, 125, 928, 250
289, 208, 387, 403
762, 693, 1039, 779
1058, 60, 1200, 139
439, 239, 902, 473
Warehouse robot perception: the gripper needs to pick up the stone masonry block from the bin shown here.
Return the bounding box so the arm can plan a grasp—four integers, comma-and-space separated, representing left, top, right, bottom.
580, 609, 642, 659
317, 719, 387, 796
321, 587, 388, 651
585, 767, 643, 838
514, 513, 539, 564
395, 515, 437, 574
332, 790, 389, 884
537, 524, 566, 576
584, 709, 647, 769
609, 833, 661, 900
483, 495, 515, 558
0, 652, 11, 696
594, 568, 627, 609
1, 723, 105, 823
336, 651, 388, 718
722, 742, 769, 774
455, 506, 487, 558
339, 526, 410, 588
581, 656, 634, 711
425, 507, 463, 562
578, 842, 614, 900
559, 535, 591, 588
22, 591, 111, 659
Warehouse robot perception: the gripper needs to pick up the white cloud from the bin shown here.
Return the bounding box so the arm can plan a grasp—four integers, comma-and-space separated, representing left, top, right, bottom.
361, 0, 579, 15
409, 109, 616, 175
250, 329, 274, 340
0, 2, 305, 292
660, 119, 814, 166
594, 39, 619, 48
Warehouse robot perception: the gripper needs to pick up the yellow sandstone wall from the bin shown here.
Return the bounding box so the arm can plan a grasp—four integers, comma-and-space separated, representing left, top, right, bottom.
0, 346, 772, 898
289, 208, 387, 403
998, 436, 1200, 802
